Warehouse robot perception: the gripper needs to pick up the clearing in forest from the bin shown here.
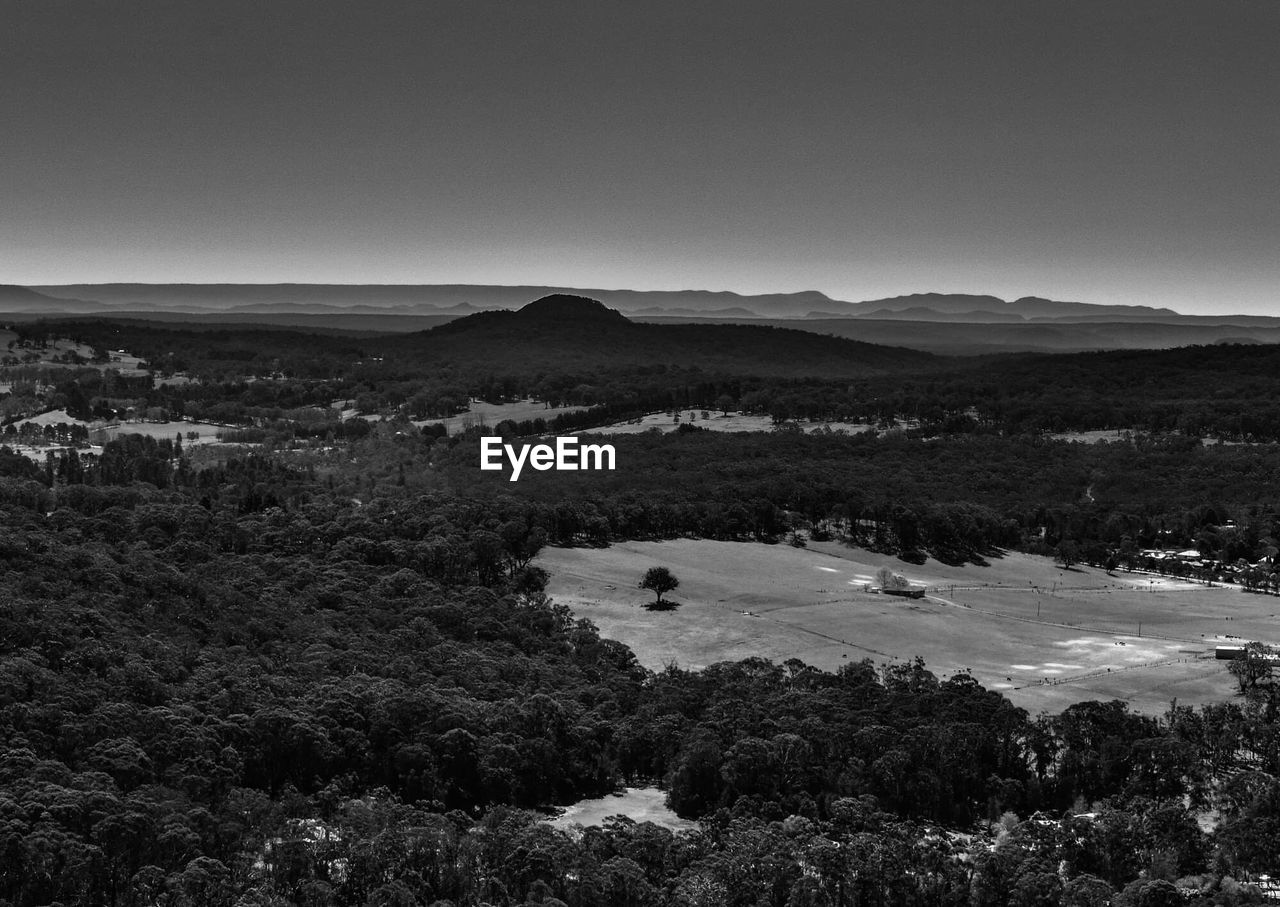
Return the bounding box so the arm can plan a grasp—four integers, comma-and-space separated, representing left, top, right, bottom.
414, 399, 587, 434
539, 539, 1278, 714
583, 411, 896, 435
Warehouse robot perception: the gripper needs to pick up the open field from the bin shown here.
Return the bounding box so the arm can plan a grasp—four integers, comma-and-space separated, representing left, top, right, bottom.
416, 398, 586, 434
548, 787, 695, 833
331, 398, 588, 432
1, 337, 148, 375
14, 408, 91, 428
540, 539, 1279, 715
1048, 428, 1267, 449
586, 410, 886, 435
6, 416, 245, 462
12, 412, 236, 441
6, 444, 105, 463
88, 420, 231, 446
1049, 429, 1137, 444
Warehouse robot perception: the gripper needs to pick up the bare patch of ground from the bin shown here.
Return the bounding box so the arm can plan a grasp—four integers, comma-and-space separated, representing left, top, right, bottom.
548, 787, 696, 833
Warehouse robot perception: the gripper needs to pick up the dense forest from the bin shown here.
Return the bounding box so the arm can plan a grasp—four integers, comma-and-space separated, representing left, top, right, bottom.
431, 430, 1280, 575
14, 426, 1280, 573
1, 428, 1279, 904
4, 310, 1280, 904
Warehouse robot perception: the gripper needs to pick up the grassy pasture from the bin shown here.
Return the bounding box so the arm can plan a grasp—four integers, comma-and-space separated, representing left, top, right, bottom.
1048, 429, 1137, 444
2, 337, 147, 374
93, 420, 232, 446
540, 539, 1277, 715
13, 413, 234, 447
587, 411, 885, 436
1048, 428, 1261, 449
413, 399, 588, 435
14, 408, 93, 428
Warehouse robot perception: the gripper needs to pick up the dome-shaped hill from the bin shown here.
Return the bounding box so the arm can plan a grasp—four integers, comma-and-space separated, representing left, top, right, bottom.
514, 294, 630, 324
393, 291, 943, 379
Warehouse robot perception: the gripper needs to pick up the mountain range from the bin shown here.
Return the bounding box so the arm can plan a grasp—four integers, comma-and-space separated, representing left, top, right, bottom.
4, 283, 1279, 354
5, 284, 1189, 320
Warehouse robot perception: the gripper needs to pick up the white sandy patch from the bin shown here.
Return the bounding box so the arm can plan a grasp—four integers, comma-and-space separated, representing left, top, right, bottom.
1114, 574, 1208, 591
549, 787, 696, 833
1051, 636, 1183, 663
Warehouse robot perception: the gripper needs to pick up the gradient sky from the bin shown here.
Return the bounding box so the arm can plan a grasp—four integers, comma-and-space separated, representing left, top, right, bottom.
2, 0, 1277, 314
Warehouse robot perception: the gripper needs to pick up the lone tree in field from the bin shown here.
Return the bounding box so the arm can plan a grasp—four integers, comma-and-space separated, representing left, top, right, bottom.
1054, 540, 1080, 569
1229, 641, 1275, 693
640, 566, 679, 608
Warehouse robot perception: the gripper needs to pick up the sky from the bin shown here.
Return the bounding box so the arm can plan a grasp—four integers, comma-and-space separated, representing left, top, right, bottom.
2, 0, 1277, 314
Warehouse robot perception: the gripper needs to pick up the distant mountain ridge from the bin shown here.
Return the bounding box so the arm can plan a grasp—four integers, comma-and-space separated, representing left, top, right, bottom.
16, 283, 1209, 324
9, 282, 1280, 354
0, 284, 92, 307
25, 283, 840, 319
840, 292, 1179, 320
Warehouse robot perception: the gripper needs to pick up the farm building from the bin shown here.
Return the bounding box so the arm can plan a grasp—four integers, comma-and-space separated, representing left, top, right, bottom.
882, 587, 927, 599
1215, 644, 1280, 662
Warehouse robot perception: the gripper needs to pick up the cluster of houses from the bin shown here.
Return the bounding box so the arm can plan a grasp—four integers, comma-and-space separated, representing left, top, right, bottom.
1137, 547, 1212, 569
1132, 545, 1277, 589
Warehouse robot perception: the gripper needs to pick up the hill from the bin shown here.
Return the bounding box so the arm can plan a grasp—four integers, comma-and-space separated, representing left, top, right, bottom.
389, 294, 936, 378
508, 293, 629, 324
14, 296, 939, 387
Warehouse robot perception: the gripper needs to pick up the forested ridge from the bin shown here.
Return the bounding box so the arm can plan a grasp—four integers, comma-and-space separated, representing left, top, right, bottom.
17, 315, 1280, 441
